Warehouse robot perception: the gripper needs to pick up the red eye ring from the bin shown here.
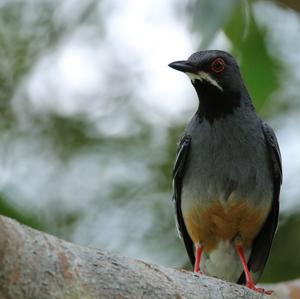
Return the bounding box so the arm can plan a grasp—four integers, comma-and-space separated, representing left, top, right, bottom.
211, 58, 225, 73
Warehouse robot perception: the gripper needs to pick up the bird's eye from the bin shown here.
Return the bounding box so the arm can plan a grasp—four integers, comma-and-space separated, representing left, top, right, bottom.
211, 58, 225, 73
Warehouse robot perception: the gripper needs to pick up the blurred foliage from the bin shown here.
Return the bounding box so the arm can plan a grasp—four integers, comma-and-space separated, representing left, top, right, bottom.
263, 213, 300, 281
185, 0, 236, 47
0, 0, 100, 125
275, 0, 300, 12
224, 5, 280, 113
0, 0, 299, 285
0, 192, 43, 230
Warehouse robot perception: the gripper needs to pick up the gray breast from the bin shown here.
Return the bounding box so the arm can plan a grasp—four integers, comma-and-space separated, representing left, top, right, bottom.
181, 109, 273, 212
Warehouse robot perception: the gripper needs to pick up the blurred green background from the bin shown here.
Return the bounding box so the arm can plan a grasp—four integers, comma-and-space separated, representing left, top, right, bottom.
0, 0, 299, 283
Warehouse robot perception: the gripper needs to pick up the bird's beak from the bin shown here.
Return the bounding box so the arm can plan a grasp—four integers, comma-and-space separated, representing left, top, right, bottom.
168, 60, 197, 74
168, 60, 223, 91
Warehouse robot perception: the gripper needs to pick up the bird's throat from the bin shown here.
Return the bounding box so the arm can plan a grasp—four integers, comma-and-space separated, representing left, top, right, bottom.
193, 81, 241, 122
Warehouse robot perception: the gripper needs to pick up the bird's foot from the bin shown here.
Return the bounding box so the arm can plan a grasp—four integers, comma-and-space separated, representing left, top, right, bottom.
193, 270, 204, 275
246, 283, 273, 295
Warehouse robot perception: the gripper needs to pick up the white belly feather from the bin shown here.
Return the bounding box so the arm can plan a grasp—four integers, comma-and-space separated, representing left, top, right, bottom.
201, 241, 250, 282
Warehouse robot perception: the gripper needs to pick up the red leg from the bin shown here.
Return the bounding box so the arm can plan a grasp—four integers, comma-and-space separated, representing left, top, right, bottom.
194, 243, 203, 273
235, 244, 272, 295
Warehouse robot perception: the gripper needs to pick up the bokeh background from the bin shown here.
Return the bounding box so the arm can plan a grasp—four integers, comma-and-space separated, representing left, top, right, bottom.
0, 0, 299, 283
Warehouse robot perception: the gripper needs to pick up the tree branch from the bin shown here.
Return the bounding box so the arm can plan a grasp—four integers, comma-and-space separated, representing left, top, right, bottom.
0, 215, 284, 299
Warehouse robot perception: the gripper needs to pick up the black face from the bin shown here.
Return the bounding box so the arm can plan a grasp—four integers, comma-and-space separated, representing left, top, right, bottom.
169, 50, 251, 121
186, 51, 243, 92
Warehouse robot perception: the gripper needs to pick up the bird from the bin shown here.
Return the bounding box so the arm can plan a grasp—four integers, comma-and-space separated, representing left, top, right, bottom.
168, 50, 282, 294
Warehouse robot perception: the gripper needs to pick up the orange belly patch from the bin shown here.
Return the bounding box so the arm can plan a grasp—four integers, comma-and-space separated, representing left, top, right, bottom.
184, 200, 269, 252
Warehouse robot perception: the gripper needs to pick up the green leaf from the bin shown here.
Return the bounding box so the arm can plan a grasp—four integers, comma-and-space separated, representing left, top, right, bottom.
186, 0, 236, 47
224, 4, 280, 113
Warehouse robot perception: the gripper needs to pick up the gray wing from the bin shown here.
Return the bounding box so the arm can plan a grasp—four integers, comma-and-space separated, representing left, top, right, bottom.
172, 134, 195, 266
239, 122, 282, 284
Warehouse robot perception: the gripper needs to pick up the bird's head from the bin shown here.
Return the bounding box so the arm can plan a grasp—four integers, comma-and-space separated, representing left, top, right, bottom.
169, 50, 252, 121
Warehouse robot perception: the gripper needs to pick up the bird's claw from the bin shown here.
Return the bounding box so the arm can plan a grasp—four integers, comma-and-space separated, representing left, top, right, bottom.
246, 284, 273, 295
